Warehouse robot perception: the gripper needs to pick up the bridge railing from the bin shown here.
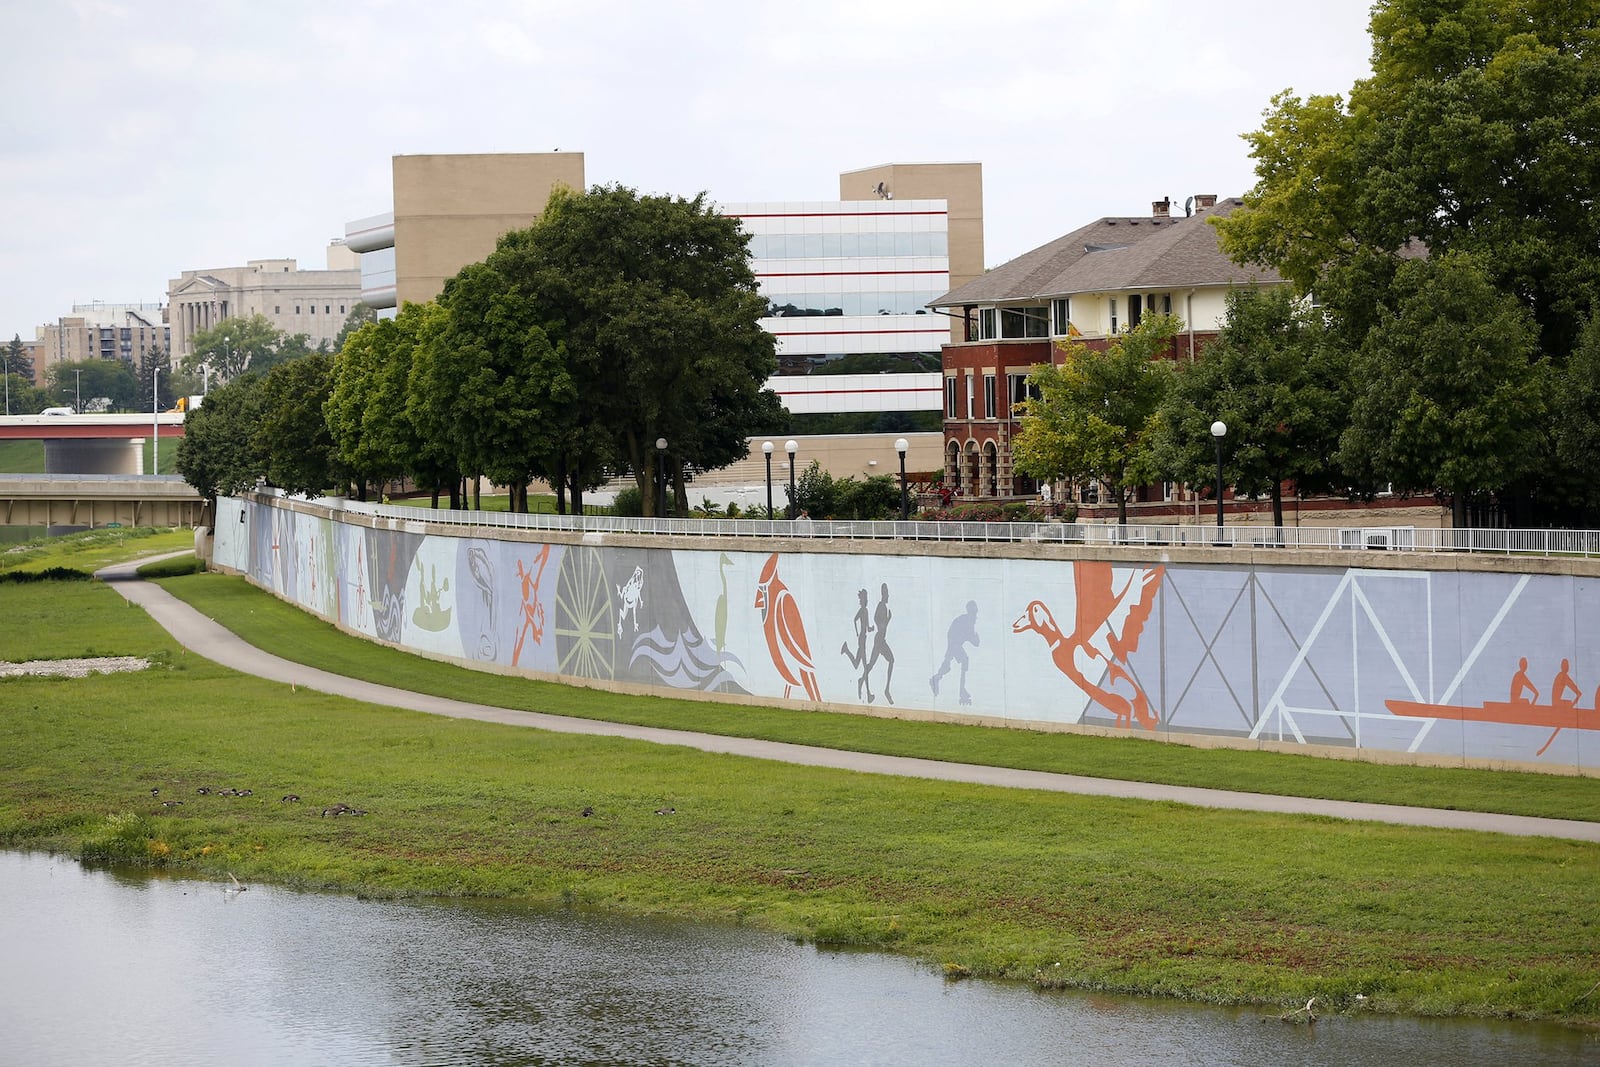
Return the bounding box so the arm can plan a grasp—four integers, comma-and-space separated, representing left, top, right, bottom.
318, 498, 1600, 558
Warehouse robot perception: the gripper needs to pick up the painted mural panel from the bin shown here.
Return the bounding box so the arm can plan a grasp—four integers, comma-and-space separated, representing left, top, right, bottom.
221, 499, 1600, 771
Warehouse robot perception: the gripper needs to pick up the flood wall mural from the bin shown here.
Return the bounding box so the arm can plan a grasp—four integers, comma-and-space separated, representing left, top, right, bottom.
211, 498, 1600, 771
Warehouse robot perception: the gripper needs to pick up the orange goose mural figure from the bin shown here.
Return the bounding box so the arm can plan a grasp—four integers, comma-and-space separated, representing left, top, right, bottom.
1013, 562, 1163, 730
754, 552, 820, 701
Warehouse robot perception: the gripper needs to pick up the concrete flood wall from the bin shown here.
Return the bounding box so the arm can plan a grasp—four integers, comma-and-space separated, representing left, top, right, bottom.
212, 494, 1600, 774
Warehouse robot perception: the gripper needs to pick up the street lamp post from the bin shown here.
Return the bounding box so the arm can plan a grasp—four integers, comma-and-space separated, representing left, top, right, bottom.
762, 440, 774, 520
75, 369, 82, 414
785, 439, 798, 519
894, 437, 910, 521
1210, 420, 1227, 534
152, 366, 162, 476
655, 437, 668, 518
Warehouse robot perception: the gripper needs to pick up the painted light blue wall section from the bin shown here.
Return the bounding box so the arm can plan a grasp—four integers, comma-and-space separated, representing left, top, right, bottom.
213, 497, 1600, 771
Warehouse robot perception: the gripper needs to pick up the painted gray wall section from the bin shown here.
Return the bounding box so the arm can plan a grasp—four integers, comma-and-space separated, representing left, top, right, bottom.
212, 497, 1599, 771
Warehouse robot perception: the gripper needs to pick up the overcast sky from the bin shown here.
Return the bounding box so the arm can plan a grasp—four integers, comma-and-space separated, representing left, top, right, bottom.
0, 0, 1376, 342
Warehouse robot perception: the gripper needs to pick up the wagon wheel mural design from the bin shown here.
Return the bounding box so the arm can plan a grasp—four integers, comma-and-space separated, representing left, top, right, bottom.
555, 546, 616, 680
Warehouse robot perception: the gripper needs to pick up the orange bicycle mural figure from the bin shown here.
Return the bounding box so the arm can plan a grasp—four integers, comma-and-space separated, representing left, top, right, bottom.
754, 552, 819, 701
1012, 562, 1163, 730
512, 545, 552, 666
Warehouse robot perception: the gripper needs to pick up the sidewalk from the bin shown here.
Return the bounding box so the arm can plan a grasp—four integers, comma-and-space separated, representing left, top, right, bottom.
97, 558, 1600, 843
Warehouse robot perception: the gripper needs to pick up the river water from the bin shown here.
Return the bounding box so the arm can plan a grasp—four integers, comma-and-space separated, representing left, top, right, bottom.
2, 850, 1591, 1066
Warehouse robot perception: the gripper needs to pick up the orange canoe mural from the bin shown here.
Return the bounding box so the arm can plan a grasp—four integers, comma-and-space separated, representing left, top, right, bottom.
1386, 700, 1600, 755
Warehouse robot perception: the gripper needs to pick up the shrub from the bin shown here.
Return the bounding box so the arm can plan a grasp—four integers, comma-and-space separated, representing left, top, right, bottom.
0, 567, 92, 584
612, 486, 643, 517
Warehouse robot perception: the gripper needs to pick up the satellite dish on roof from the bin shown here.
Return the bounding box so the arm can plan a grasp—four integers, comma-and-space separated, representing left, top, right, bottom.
1184, 196, 1195, 217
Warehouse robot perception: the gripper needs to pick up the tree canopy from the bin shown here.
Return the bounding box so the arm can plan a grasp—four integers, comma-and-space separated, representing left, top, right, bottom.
181, 314, 319, 386
431, 184, 780, 514
46, 358, 139, 412
1214, 0, 1600, 523
1158, 288, 1348, 527
1013, 316, 1178, 524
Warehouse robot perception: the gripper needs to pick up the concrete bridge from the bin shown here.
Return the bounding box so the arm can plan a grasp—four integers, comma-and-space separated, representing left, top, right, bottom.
0, 413, 187, 475
0, 474, 204, 529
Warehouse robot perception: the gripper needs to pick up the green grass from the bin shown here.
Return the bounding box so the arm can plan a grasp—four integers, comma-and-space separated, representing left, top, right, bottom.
0, 576, 1597, 1024
155, 571, 1600, 823
0, 440, 44, 473
0, 527, 193, 577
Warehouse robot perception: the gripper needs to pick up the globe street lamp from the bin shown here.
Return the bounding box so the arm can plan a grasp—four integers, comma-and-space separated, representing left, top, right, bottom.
895, 437, 910, 521
1210, 420, 1227, 533
785, 439, 798, 520
762, 440, 774, 520
655, 437, 668, 518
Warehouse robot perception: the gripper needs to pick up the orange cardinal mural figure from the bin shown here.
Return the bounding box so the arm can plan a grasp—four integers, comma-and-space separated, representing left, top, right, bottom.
754, 553, 820, 701
1013, 562, 1163, 730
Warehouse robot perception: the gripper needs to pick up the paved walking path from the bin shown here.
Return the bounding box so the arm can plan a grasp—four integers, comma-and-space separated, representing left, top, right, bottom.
98, 558, 1600, 843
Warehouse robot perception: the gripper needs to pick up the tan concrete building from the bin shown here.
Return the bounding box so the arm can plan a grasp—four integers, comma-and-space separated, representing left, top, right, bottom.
841, 162, 984, 341
346, 152, 588, 312
166, 244, 360, 361
35, 302, 169, 380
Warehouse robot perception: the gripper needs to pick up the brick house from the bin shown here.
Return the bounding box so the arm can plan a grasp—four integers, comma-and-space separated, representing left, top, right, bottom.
928, 195, 1284, 503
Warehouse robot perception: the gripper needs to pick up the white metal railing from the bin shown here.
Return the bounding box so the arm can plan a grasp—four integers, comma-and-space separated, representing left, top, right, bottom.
316, 499, 1600, 558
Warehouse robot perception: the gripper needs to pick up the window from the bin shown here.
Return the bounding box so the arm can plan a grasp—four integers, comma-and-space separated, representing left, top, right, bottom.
1051, 297, 1072, 336
978, 308, 997, 340
295, 305, 301, 314
1009, 372, 1040, 412
965, 373, 975, 420
1162, 293, 1172, 314
1129, 294, 1143, 329
1000, 306, 1048, 339
983, 374, 997, 419
275, 306, 280, 315
945, 376, 958, 418
340, 305, 346, 314
325, 305, 331, 315
1110, 298, 1118, 334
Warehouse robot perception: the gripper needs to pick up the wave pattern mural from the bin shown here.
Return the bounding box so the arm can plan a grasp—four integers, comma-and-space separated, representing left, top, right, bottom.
212, 497, 1600, 771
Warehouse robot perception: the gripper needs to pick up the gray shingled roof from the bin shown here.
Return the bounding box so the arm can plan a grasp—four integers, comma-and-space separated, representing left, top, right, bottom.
931, 198, 1283, 307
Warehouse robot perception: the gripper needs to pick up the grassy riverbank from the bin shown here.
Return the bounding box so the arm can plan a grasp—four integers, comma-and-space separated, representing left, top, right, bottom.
154, 570, 1600, 823
0, 565, 1597, 1025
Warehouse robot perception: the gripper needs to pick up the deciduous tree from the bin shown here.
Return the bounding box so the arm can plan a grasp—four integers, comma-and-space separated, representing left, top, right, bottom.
1013, 316, 1177, 524
1158, 288, 1348, 527
176, 374, 265, 503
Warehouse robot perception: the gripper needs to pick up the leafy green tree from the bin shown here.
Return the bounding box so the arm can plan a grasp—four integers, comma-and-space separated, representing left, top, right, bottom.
416, 264, 578, 513
470, 184, 779, 516
254, 352, 344, 497
1549, 314, 1600, 521
1013, 316, 1178, 524
1157, 288, 1349, 527
327, 304, 452, 502
176, 374, 265, 503
1340, 252, 1548, 527
46, 359, 139, 412
333, 303, 378, 352
181, 314, 286, 384
1216, 0, 1600, 522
